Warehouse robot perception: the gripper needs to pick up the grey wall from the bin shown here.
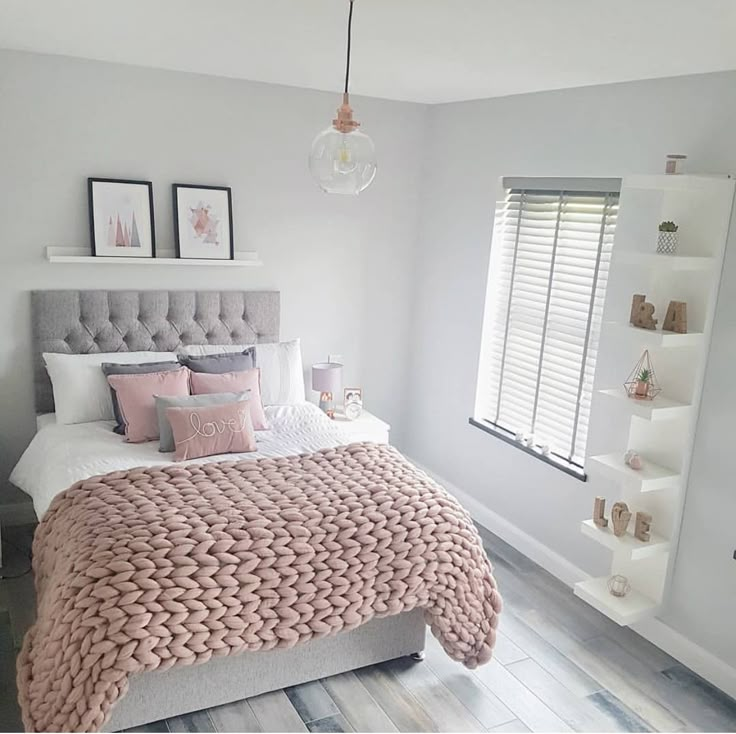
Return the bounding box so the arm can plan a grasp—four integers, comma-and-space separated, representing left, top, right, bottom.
0, 50, 426, 489
2, 48, 736, 673
406, 71, 736, 667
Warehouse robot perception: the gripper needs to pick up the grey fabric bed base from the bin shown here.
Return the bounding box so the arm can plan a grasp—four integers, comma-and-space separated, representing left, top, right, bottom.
104, 610, 426, 732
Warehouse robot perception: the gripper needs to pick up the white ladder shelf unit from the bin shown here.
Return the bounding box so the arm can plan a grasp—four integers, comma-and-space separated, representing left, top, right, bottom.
574, 174, 735, 626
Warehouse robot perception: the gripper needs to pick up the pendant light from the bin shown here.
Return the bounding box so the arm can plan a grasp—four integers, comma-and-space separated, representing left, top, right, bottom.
308, 0, 376, 195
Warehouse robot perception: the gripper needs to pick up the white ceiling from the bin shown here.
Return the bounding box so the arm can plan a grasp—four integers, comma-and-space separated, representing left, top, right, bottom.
1, 0, 735, 104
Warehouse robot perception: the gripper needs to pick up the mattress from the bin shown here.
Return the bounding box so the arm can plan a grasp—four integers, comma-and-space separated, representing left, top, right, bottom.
11, 402, 353, 519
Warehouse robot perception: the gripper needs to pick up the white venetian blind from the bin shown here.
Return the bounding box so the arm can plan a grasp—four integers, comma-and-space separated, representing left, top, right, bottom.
475, 180, 619, 468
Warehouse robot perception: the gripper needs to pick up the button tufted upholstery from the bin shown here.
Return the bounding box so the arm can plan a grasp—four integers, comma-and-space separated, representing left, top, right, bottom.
32, 291, 280, 414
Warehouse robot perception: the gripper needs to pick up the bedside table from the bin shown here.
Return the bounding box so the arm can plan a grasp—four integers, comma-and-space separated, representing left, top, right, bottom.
333, 409, 391, 444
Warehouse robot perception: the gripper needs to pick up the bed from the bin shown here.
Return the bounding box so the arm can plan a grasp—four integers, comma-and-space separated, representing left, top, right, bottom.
11, 290, 500, 732
14, 403, 375, 521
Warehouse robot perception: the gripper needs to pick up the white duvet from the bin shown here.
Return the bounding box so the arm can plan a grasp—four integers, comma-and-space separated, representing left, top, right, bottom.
11, 403, 354, 520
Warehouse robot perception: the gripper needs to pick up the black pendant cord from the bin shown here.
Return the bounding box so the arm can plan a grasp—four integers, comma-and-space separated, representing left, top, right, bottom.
344, 0, 354, 94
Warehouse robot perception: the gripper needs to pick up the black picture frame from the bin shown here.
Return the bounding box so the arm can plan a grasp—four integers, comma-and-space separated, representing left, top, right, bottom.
172, 184, 234, 261
88, 177, 156, 258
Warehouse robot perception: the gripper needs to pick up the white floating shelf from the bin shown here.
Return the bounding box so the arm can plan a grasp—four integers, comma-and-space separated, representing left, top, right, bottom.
588, 453, 681, 493
615, 252, 713, 271
576, 174, 734, 628
597, 388, 692, 422
45, 247, 262, 267
604, 322, 704, 348
625, 174, 733, 192
574, 577, 658, 626
580, 520, 670, 560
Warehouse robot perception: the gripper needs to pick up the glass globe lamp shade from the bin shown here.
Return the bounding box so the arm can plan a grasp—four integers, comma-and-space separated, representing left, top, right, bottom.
309, 126, 377, 195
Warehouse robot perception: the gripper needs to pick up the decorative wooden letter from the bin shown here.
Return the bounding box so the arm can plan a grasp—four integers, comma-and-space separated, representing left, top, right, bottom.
611, 501, 632, 537
662, 301, 687, 334
630, 294, 644, 324
634, 512, 652, 542
630, 294, 658, 330
593, 497, 608, 528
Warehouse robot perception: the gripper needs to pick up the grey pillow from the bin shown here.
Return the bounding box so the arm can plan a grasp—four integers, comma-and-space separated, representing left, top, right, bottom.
155, 391, 250, 452
102, 360, 180, 434
179, 347, 256, 374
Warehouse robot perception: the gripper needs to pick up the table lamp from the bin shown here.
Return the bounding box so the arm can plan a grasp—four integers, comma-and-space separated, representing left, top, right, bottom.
312, 362, 342, 418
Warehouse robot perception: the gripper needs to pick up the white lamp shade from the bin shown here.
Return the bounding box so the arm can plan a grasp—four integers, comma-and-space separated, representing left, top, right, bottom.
312, 362, 342, 393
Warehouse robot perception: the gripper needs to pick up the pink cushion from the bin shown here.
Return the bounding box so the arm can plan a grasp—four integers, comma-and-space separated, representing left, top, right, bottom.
189, 369, 269, 430
106, 368, 190, 442
167, 400, 257, 461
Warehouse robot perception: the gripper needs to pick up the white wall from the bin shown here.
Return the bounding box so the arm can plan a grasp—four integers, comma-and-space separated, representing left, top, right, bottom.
0, 50, 426, 489
406, 71, 736, 668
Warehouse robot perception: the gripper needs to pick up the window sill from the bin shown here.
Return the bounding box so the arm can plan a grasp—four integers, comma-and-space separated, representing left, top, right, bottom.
468, 417, 587, 482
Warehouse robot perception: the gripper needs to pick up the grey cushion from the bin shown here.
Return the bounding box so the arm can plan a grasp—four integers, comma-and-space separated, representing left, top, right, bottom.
156, 391, 250, 452
179, 347, 256, 374
102, 361, 180, 434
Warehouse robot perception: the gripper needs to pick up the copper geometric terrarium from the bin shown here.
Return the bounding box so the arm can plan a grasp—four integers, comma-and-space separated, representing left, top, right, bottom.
624, 349, 661, 401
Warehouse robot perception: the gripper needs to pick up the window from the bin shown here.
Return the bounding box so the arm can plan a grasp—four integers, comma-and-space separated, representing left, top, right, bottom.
472, 177, 619, 476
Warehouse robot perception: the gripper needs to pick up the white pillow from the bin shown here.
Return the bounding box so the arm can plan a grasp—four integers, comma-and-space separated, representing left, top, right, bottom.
178, 344, 251, 357
43, 351, 179, 425
255, 339, 306, 405
179, 339, 305, 405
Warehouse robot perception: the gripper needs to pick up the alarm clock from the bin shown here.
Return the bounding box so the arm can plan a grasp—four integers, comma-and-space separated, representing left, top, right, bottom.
343, 387, 363, 420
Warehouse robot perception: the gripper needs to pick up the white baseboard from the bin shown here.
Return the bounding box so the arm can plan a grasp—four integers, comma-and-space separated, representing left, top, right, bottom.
634, 617, 736, 700
409, 457, 736, 701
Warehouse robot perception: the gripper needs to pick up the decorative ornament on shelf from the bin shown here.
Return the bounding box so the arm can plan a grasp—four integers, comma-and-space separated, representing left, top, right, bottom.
634, 512, 652, 542
343, 387, 363, 420
611, 502, 632, 537
593, 496, 608, 528
662, 300, 687, 334
624, 350, 662, 401
657, 221, 679, 255
665, 154, 686, 175
608, 574, 632, 598
624, 450, 643, 471
308, 0, 377, 195
629, 294, 658, 330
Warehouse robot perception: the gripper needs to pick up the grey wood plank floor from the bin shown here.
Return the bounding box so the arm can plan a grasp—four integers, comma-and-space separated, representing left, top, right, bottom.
2, 522, 736, 733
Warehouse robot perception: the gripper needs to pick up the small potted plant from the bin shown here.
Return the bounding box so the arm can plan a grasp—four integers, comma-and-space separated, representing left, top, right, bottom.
634, 367, 651, 399
657, 221, 678, 255
625, 349, 661, 401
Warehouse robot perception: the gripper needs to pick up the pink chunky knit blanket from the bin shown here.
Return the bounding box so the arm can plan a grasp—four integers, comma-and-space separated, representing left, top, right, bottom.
18, 443, 502, 732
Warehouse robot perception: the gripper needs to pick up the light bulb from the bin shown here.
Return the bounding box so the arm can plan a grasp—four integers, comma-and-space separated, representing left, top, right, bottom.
335, 139, 357, 174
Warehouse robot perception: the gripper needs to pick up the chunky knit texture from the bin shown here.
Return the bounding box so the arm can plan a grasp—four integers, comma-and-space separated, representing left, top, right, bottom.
18, 443, 502, 732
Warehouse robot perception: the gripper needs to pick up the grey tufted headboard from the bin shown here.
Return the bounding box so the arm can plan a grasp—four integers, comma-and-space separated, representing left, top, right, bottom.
31, 290, 280, 415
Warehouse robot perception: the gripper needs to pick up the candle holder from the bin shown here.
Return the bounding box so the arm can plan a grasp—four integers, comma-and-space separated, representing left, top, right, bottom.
607, 575, 631, 598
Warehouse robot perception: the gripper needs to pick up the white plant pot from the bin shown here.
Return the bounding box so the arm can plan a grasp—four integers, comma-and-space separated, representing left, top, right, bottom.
657, 231, 678, 255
